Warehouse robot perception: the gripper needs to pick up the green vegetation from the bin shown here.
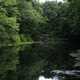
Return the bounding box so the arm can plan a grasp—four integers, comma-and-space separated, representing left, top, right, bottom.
0, 0, 80, 80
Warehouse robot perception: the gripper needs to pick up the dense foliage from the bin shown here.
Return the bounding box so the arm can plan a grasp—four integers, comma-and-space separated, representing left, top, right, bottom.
0, 0, 80, 80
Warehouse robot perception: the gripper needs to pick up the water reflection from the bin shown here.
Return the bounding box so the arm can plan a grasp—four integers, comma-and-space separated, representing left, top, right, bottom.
39, 76, 52, 80
38, 75, 60, 80
17, 43, 80, 80
38, 70, 80, 80
52, 75, 62, 80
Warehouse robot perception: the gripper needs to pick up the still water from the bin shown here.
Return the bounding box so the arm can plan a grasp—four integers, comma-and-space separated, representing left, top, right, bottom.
18, 43, 80, 80
39, 75, 60, 80
38, 70, 80, 80
39, 76, 52, 80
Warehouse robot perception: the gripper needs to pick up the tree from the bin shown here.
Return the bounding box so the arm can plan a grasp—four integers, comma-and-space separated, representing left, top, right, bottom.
0, 0, 20, 79
17, 0, 48, 80
42, 0, 80, 68
67, 0, 80, 67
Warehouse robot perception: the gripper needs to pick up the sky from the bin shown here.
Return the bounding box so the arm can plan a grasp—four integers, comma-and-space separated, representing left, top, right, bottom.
39, 0, 64, 3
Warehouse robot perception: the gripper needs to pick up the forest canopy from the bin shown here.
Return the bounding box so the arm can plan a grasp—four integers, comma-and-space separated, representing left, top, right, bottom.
0, 0, 80, 80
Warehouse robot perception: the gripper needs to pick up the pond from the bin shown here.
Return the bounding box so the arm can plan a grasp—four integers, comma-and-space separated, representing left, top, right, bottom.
39, 75, 61, 80
38, 70, 80, 80
17, 43, 80, 80
0, 43, 80, 80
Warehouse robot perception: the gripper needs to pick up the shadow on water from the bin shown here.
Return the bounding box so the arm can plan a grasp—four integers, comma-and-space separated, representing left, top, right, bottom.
4, 44, 80, 80
1, 42, 80, 80
17, 43, 80, 80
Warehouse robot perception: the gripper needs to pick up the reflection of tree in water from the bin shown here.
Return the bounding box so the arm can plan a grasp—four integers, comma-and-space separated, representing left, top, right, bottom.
38, 69, 80, 80
17, 43, 80, 80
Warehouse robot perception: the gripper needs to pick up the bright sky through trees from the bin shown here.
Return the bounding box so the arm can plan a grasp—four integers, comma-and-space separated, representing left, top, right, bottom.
39, 0, 64, 3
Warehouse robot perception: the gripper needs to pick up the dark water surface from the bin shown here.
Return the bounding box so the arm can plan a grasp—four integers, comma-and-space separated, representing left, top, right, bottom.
17, 43, 80, 80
